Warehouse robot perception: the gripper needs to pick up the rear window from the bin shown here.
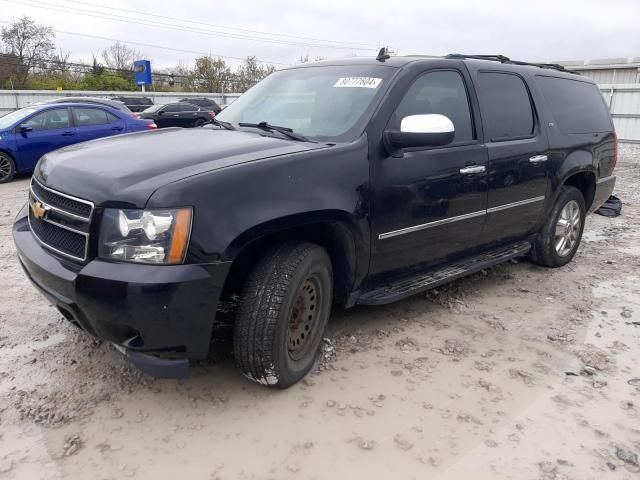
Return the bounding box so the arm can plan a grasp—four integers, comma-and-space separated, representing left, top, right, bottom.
478, 72, 534, 141
536, 76, 612, 134
73, 107, 112, 126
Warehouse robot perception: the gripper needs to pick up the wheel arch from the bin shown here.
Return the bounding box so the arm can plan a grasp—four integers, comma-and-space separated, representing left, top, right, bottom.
562, 170, 596, 210
220, 210, 368, 309
550, 149, 597, 212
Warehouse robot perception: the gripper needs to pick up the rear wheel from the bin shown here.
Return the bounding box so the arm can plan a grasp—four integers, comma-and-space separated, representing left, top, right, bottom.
529, 186, 586, 267
0, 152, 15, 184
233, 241, 333, 388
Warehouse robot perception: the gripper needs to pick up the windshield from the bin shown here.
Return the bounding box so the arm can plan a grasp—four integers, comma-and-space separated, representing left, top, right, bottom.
0, 108, 37, 130
217, 65, 396, 141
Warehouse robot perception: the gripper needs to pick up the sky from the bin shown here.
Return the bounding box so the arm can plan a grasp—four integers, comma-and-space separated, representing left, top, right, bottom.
1, 0, 639, 70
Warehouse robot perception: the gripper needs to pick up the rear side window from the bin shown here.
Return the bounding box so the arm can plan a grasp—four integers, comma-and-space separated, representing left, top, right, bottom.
393, 70, 474, 143
536, 76, 611, 133
73, 108, 111, 126
478, 72, 534, 141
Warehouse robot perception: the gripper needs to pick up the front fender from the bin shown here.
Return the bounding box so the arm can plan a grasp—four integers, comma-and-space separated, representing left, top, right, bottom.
147, 135, 371, 265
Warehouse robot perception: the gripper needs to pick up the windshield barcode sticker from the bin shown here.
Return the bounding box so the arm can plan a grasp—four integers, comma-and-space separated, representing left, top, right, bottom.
334, 77, 382, 89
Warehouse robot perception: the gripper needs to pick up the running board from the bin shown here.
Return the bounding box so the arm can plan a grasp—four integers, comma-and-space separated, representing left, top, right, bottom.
357, 241, 531, 306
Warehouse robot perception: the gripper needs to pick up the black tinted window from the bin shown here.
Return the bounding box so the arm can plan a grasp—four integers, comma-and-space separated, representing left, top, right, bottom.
73, 108, 110, 126
478, 72, 534, 140
164, 104, 181, 112
180, 103, 197, 111
394, 70, 474, 143
23, 109, 70, 131
536, 76, 611, 133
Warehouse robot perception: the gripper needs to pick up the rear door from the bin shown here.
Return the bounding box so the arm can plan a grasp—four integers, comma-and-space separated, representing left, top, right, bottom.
471, 69, 550, 245
370, 68, 489, 276
15, 107, 76, 169
72, 107, 125, 141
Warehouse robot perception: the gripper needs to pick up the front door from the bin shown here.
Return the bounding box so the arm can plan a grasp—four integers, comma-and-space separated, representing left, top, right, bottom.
15, 107, 76, 170
370, 69, 489, 277
158, 104, 183, 127
471, 70, 550, 245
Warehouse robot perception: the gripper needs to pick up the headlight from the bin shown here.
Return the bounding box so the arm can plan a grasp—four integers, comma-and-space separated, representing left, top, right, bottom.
99, 208, 192, 264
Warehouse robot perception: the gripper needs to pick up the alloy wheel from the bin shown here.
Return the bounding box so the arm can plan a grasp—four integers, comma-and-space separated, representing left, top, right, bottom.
0, 156, 11, 180
554, 199, 582, 257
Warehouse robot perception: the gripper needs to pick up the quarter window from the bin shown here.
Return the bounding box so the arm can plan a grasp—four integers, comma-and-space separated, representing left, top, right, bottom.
478, 72, 534, 141
393, 70, 474, 143
23, 109, 71, 131
536, 76, 611, 133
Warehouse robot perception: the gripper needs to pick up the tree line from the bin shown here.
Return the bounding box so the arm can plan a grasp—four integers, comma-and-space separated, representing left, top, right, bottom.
0, 16, 280, 92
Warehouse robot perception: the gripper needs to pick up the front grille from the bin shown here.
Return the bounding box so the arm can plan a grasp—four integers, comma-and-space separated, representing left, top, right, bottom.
29, 211, 87, 260
28, 180, 94, 262
31, 179, 93, 219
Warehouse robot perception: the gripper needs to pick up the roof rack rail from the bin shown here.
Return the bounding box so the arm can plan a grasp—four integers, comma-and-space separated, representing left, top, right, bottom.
445, 54, 578, 74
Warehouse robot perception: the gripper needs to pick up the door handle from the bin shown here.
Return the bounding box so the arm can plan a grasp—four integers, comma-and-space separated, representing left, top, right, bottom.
459, 165, 486, 175
61, 131, 74, 136
529, 154, 548, 163
111, 126, 123, 131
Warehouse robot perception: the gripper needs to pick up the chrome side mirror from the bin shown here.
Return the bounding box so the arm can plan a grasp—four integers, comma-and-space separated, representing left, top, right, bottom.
384, 114, 455, 157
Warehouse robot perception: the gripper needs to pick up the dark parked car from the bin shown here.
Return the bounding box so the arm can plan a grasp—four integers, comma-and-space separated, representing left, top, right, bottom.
0, 103, 156, 183
138, 102, 214, 128
179, 97, 222, 114
38, 97, 133, 114
13, 54, 616, 387
110, 96, 154, 112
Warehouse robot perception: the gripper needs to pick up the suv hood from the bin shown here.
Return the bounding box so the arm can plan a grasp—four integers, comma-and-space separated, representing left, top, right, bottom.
35, 127, 328, 207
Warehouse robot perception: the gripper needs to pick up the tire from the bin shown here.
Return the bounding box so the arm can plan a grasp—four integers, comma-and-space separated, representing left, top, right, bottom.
194, 118, 205, 127
0, 152, 15, 184
529, 185, 586, 267
233, 241, 333, 388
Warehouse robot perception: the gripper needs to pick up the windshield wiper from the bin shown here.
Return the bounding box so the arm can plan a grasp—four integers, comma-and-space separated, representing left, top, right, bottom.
210, 118, 235, 130
238, 121, 312, 142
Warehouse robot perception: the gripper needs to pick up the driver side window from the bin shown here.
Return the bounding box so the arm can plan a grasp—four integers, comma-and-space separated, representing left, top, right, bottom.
393, 70, 474, 143
23, 109, 71, 132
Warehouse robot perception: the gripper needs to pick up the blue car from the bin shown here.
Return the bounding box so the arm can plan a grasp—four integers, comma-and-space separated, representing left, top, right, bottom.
0, 103, 157, 183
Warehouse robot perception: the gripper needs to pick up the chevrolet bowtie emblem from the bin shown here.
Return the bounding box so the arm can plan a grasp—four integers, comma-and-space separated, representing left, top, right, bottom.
30, 200, 49, 220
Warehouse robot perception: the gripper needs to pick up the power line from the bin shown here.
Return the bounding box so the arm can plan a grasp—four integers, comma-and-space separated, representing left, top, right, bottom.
58, 0, 380, 49
7, 0, 379, 52
0, 19, 290, 66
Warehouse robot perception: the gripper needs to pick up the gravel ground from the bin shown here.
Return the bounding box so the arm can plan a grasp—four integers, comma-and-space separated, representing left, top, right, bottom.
1, 145, 639, 480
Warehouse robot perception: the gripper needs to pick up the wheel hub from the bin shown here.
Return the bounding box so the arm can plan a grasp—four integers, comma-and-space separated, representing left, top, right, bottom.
287, 278, 318, 358
554, 199, 581, 257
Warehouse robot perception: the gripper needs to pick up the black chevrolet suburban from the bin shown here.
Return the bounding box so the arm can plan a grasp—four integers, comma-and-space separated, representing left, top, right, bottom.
13, 53, 617, 388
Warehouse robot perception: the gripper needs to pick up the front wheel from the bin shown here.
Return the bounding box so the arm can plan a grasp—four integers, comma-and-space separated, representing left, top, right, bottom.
0, 152, 15, 184
529, 185, 586, 267
194, 118, 205, 127
233, 241, 333, 388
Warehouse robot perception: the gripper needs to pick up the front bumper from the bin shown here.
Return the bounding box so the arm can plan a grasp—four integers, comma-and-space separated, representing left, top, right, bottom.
13, 205, 231, 376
